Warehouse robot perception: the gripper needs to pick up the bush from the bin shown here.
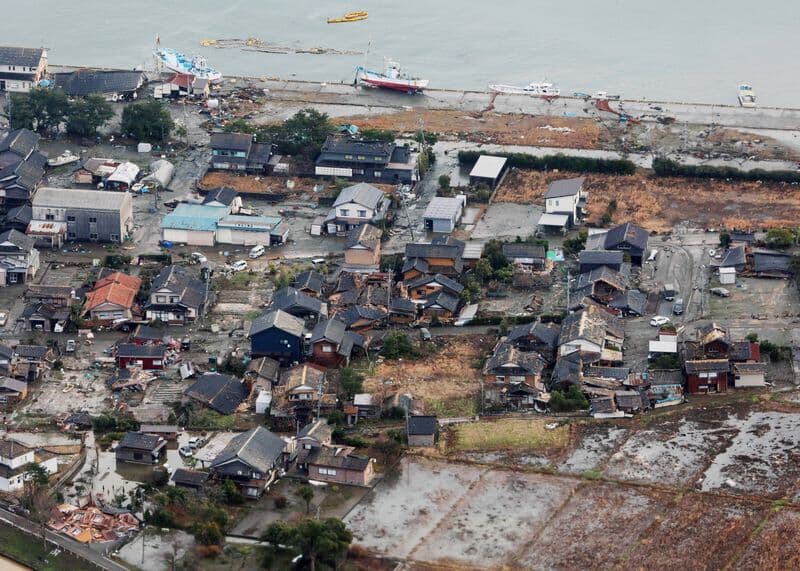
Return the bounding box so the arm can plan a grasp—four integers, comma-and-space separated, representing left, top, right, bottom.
649, 354, 681, 369
438, 174, 451, 191
120, 100, 174, 142
765, 228, 795, 249
327, 410, 345, 425
652, 157, 800, 184
549, 385, 589, 412
382, 406, 406, 420
719, 232, 732, 249
458, 150, 636, 175
332, 428, 368, 448
381, 332, 420, 360
760, 340, 790, 362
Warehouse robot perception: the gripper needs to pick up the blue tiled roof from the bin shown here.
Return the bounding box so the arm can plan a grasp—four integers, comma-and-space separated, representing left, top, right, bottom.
161, 204, 227, 231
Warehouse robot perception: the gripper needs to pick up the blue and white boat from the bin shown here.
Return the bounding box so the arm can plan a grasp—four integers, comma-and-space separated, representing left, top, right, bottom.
155, 48, 222, 82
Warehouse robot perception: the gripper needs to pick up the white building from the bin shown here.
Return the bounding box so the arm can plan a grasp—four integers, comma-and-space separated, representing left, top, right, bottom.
324, 183, 389, 234
542, 177, 586, 230
0, 439, 57, 492
469, 155, 507, 189
0, 46, 47, 93
423, 195, 466, 233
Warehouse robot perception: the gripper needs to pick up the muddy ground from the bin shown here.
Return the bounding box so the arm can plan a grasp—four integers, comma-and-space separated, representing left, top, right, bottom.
494, 169, 800, 232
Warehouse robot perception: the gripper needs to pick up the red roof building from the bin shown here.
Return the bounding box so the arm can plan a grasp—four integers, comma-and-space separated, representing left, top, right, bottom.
83, 271, 141, 324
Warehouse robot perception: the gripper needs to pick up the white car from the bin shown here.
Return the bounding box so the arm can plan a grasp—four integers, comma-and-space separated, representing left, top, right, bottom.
231, 260, 248, 272
191, 252, 208, 263
650, 315, 671, 327
0, 312, 7, 327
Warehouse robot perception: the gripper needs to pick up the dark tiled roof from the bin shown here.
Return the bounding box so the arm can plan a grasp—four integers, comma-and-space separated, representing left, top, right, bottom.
146, 265, 206, 310
591, 396, 616, 414
405, 243, 462, 260
407, 415, 437, 436
14, 345, 47, 360
423, 291, 459, 313
484, 342, 546, 376
118, 431, 162, 451
308, 447, 370, 471
586, 365, 630, 380
132, 325, 166, 342
310, 318, 347, 344
320, 136, 393, 158
603, 222, 649, 251
171, 468, 208, 486
5, 204, 32, 226
210, 132, 253, 151
752, 252, 792, 274
250, 309, 305, 338
733, 362, 767, 374
117, 344, 166, 358
579, 250, 624, 266
0, 229, 35, 252
608, 289, 647, 315
389, 297, 418, 316
506, 322, 560, 348
0, 46, 44, 68
345, 223, 382, 250
294, 270, 324, 294
502, 243, 546, 260
545, 177, 584, 199
203, 186, 238, 206
340, 305, 386, 327
0, 129, 39, 158
0, 439, 30, 459
647, 369, 684, 385
185, 373, 248, 415
210, 426, 285, 473
270, 287, 325, 316
247, 357, 280, 381
405, 273, 464, 294
720, 245, 746, 267
53, 70, 144, 96
685, 360, 730, 373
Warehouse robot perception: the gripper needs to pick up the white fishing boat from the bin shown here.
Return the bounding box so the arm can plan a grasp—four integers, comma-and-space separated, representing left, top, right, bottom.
488, 81, 560, 96
47, 150, 79, 167
738, 84, 756, 107
155, 48, 222, 82
356, 60, 428, 94
591, 91, 621, 101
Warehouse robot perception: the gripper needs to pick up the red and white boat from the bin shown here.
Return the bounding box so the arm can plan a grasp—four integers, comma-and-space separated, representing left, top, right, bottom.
355, 59, 428, 94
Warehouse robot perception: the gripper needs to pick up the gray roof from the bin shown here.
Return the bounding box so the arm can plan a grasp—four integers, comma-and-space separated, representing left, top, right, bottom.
345, 223, 382, 250
14, 345, 48, 360
0, 46, 44, 68
753, 252, 792, 274
33, 187, 131, 210
171, 468, 209, 486
545, 177, 585, 199
118, 431, 162, 451
585, 365, 630, 380
310, 318, 347, 344
576, 265, 629, 292
53, 70, 144, 96
247, 357, 281, 381
423, 196, 465, 220
340, 305, 386, 327
320, 136, 394, 158
685, 360, 730, 373
210, 426, 286, 473
733, 362, 767, 374
389, 297, 418, 316
469, 155, 507, 179
484, 342, 547, 376
0, 229, 35, 252
203, 186, 238, 206
502, 243, 546, 260
293, 270, 324, 294
270, 287, 326, 316
608, 289, 648, 315
407, 415, 438, 436
405, 242, 462, 261
579, 250, 624, 267
0, 129, 39, 158
184, 373, 248, 415
647, 370, 684, 385
308, 447, 370, 471
333, 183, 385, 210
720, 245, 746, 268
603, 222, 649, 252
146, 265, 205, 310
210, 132, 253, 151
506, 321, 560, 348
559, 306, 623, 347
423, 290, 460, 313
405, 273, 464, 295
249, 309, 305, 338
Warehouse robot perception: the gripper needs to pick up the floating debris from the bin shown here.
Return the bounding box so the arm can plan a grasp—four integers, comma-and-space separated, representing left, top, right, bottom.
200, 38, 362, 56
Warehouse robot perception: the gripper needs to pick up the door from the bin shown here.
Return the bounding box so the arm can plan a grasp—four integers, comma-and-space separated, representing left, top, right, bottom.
0, 81, 5, 91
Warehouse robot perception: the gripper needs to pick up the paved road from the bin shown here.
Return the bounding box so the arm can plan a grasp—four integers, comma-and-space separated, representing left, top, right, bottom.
0, 507, 128, 571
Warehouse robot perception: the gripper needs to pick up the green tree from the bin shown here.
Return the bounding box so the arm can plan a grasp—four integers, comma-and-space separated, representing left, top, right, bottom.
23, 463, 54, 549
223, 118, 256, 134
8, 87, 69, 133
438, 174, 451, 191
765, 228, 794, 249
193, 521, 223, 546
483, 239, 509, 271
222, 478, 244, 505
719, 232, 732, 249
258, 108, 334, 158
120, 100, 174, 141
549, 385, 589, 412
274, 268, 296, 290
374, 437, 402, 466
339, 367, 364, 399
298, 484, 315, 514
460, 276, 482, 303
381, 332, 420, 360
474, 258, 493, 284
262, 518, 352, 571
66, 95, 114, 137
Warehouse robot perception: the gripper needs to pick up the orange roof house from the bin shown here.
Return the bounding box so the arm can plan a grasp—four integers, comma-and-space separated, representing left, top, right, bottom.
83, 271, 142, 324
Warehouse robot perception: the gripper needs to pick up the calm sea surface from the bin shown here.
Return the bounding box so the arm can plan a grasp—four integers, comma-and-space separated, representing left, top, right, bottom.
3, 0, 799, 106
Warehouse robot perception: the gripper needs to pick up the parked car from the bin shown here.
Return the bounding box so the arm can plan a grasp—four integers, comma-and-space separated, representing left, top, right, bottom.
191, 252, 208, 263
0, 312, 7, 327
178, 446, 193, 458
311, 258, 326, 266
710, 287, 730, 297
419, 327, 432, 341
231, 260, 248, 272
646, 249, 658, 262
65, 339, 76, 353
188, 437, 205, 449
672, 298, 684, 315
650, 315, 671, 327
249, 245, 266, 259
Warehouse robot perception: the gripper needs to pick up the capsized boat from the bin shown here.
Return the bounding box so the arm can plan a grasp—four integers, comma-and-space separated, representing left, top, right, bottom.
738, 84, 756, 108
47, 150, 79, 167
356, 60, 428, 94
155, 48, 222, 82
488, 81, 560, 96
328, 11, 368, 23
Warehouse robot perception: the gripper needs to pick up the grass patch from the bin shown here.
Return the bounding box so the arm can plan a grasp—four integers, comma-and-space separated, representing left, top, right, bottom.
452, 419, 570, 452
426, 396, 478, 418
0, 521, 89, 571
186, 408, 237, 430
580, 469, 604, 481
245, 310, 262, 320
222, 272, 261, 290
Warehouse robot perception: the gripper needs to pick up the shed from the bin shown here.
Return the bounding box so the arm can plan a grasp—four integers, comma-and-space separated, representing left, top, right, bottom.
469, 155, 507, 189
160, 204, 227, 246
142, 159, 175, 190
719, 267, 736, 285
423, 195, 466, 233
407, 415, 438, 447
537, 213, 570, 232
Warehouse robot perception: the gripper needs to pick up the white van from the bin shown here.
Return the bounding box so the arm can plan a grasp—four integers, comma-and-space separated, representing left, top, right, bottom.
249, 245, 266, 259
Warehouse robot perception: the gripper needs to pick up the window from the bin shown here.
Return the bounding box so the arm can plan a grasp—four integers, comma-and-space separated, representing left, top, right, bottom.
374, 171, 382, 178
304, 444, 312, 449
68, 232, 76, 239
89, 233, 98, 240
339, 209, 349, 217
344, 154, 353, 160
66, 216, 75, 222
357, 210, 367, 218
319, 467, 337, 476
374, 156, 382, 161
357, 155, 366, 160
45, 214, 54, 221
322, 345, 333, 353
110, 234, 119, 242
89, 217, 97, 223
8, 274, 18, 284
156, 296, 167, 303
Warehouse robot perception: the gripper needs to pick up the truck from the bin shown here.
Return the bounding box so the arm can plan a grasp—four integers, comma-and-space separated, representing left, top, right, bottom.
663, 284, 677, 301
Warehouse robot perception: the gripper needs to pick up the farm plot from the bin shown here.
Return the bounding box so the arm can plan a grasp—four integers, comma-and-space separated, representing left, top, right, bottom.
701, 411, 800, 498
558, 423, 630, 475
734, 508, 800, 569
411, 471, 578, 567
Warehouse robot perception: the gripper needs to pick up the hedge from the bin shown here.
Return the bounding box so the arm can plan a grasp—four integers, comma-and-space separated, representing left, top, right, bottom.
652, 157, 800, 184
457, 150, 636, 175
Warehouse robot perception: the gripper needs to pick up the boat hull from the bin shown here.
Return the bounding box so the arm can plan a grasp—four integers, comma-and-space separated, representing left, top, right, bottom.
358, 70, 428, 93
155, 49, 222, 82
488, 84, 560, 96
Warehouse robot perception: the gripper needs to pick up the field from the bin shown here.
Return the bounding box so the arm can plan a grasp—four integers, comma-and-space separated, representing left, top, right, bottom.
493, 169, 800, 232
339, 109, 601, 148
448, 418, 571, 452
199, 171, 396, 197
365, 336, 494, 416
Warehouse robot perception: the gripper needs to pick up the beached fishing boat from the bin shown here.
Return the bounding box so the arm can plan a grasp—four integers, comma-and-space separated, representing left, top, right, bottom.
356, 60, 428, 94
738, 84, 756, 107
328, 11, 368, 23
155, 48, 222, 82
47, 150, 79, 167
488, 81, 560, 96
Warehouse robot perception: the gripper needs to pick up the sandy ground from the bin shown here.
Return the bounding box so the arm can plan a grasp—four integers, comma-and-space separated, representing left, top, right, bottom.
494, 169, 800, 232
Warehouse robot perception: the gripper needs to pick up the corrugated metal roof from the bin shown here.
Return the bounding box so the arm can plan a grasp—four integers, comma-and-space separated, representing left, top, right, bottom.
469, 155, 507, 179
33, 187, 131, 210
423, 196, 465, 220
161, 204, 227, 231
545, 177, 584, 198
538, 213, 570, 227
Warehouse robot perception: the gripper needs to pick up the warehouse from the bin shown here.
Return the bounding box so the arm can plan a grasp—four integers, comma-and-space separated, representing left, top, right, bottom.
216, 215, 289, 246
423, 195, 466, 233
160, 204, 227, 246
468, 155, 507, 189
